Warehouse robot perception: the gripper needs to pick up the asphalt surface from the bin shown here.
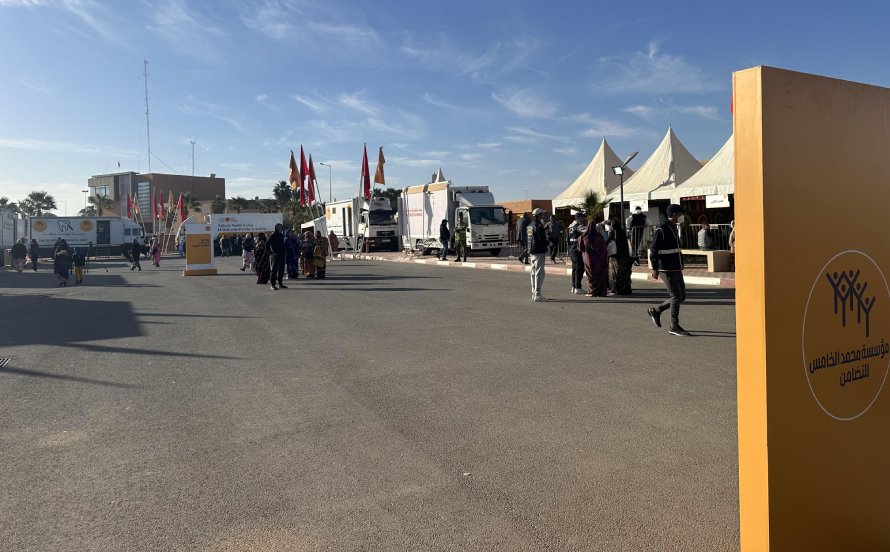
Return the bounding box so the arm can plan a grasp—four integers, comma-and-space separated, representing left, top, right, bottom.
0, 256, 739, 551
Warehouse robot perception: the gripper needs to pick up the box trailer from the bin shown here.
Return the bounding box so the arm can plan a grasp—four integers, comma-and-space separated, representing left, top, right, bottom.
325, 197, 400, 251
400, 171, 508, 256
26, 216, 144, 255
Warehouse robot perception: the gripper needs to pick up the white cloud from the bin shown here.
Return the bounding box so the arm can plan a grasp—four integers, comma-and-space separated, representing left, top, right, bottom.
670, 104, 721, 121
292, 93, 328, 113
504, 126, 567, 144
492, 88, 558, 119
221, 162, 253, 172
19, 77, 50, 94
592, 40, 722, 95
181, 95, 252, 135
337, 91, 378, 115
553, 147, 578, 156
422, 93, 462, 110
402, 35, 543, 82
147, 0, 226, 63
623, 105, 655, 118
0, 136, 135, 156
0, 0, 48, 5
624, 101, 722, 122
255, 93, 278, 111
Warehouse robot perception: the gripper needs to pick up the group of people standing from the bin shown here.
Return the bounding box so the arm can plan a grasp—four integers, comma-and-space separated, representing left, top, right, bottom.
249, 225, 332, 290
9, 238, 40, 273
9, 238, 84, 285
565, 212, 633, 298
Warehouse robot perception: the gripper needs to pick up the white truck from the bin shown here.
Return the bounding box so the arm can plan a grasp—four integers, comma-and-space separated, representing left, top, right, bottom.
400, 170, 508, 256
326, 197, 400, 251
1, 207, 19, 251
26, 216, 144, 255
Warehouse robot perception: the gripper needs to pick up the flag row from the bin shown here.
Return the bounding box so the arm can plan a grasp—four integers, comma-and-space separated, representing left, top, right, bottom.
290, 144, 385, 204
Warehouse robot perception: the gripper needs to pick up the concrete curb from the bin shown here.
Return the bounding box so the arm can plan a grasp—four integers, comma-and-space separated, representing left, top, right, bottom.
332, 254, 735, 287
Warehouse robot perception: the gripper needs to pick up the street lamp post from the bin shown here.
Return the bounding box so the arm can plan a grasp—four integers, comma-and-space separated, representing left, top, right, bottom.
82, 189, 89, 210
611, 151, 639, 227
59, 200, 68, 216
319, 162, 332, 203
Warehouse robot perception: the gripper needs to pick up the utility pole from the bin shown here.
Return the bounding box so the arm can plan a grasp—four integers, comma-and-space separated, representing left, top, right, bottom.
144, 60, 152, 174
190, 139, 196, 176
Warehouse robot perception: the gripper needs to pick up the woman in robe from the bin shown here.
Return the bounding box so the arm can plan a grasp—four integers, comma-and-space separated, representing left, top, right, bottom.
285, 230, 299, 280
253, 233, 271, 285
301, 230, 316, 278
54, 240, 71, 286
579, 220, 609, 297
150, 236, 162, 267
607, 219, 633, 295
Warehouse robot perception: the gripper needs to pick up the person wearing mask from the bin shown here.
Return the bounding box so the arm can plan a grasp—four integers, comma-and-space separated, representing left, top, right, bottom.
527, 208, 549, 302
454, 212, 468, 263
516, 212, 531, 265
567, 212, 586, 294
647, 204, 690, 336
697, 222, 714, 250
253, 233, 271, 285
29, 239, 40, 271
11, 238, 28, 272
266, 223, 287, 290
438, 219, 451, 261
607, 218, 633, 295
546, 216, 564, 263
240, 233, 255, 271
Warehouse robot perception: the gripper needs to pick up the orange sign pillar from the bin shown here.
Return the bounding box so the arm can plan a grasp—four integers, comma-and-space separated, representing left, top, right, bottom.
735, 66, 890, 550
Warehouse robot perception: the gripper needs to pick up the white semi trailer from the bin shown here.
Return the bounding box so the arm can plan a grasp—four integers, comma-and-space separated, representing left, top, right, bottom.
400, 170, 508, 256
25, 216, 144, 255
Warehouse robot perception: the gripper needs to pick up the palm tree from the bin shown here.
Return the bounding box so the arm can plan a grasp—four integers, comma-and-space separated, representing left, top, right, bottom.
18, 198, 37, 216
88, 194, 114, 216
273, 180, 292, 209
210, 195, 226, 214
24, 191, 57, 216
0, 197, 20, 214
257, 199, 278, 213
182, 193, 202, 213
570, 191, 610, 221
227, 196, 249, 213
79, 205, 98, 216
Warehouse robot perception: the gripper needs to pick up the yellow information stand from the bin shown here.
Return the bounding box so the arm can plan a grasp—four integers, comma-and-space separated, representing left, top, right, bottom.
182, 223, 217, 276
735, 66, 890, 550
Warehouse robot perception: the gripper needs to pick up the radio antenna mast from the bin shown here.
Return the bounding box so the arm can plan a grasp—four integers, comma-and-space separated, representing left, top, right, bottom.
144, 59, 152, 174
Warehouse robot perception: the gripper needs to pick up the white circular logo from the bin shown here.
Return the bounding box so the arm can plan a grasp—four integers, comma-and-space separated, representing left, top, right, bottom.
802, 250, 890, 421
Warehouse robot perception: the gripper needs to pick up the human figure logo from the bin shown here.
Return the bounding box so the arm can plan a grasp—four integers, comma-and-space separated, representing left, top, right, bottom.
825, 269, 876, 337
803, 251, 890, 420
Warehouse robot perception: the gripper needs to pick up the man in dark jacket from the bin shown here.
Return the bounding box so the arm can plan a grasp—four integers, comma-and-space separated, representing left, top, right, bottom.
528, 208, 549, 302
647, 204, 690, 336
267, 224, 287, 290
130, 238, 143, 271
546, 217, 564, 263
438, 219, 450, 260
29, 239, 40, 271
516, 212, 531, 264
11, 239, 28, 272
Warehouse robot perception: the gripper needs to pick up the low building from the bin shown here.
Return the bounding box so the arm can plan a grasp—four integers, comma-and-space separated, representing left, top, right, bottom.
88, 172, 226, 233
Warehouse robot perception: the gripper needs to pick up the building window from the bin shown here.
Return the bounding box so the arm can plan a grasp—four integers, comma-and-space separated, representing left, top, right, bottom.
93, 185, 109, 197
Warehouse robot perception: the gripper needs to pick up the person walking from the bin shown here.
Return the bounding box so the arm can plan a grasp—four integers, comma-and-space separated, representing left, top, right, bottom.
315, 230, 328, 279
54, 240, 71, 286
567, 212, 586, 294
11, 238, 27, 272
150, 236, 161, 267
546, 216, 564, 263
647, 204, 691, 336
579, 218, 609, 297
454, 213, 468, 262
328, 230, 339, 259
438, 219, 450, 261
29, 239, 40, 271
607, 218, 633, 295
176, 229, 186, 258
130, 238, 143, 271
301, 230, 316, 278
267, 223, 287, 290
516, 212, 531, 264
71, 248, 86, 285
240, 233, 255, 271
253, 233, 271, 285
528, 208, 549, 302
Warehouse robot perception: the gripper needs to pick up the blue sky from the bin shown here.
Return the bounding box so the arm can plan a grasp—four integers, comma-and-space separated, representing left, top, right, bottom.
2, 0, 889, 214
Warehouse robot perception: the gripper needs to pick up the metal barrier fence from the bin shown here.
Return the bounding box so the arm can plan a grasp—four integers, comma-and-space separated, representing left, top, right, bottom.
681, 223, 732, 251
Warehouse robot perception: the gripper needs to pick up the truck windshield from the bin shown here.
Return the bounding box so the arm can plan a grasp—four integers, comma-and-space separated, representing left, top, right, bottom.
468, 207, 506, 225
369, 210, 396, 225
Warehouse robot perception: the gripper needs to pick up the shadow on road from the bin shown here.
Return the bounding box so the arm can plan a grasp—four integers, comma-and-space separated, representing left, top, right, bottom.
0, 364, 139, 388
0, 273, 161, 289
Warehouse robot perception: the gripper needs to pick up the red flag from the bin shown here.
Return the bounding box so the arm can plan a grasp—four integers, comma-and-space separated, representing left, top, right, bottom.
361, 143, 371, 200
308, 154, 317, 205
374, 146, 385, 185
177, 193, 186, 222
288, 150, 300, 191
299, 146, 309, 207
151, 189, 157, 219
126, 193, 132, 218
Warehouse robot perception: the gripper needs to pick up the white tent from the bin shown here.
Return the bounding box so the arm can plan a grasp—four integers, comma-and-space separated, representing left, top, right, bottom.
651, 135, 733, 202
607, 127, 702, 203
552, 138, 632, 209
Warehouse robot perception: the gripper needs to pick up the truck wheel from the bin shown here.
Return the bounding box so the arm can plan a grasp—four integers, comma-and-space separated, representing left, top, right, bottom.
356, 237, 364, 252
489, 248, 501, 256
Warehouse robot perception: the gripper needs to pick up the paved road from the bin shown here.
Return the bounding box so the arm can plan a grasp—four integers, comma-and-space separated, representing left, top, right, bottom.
0, 257, 739, 551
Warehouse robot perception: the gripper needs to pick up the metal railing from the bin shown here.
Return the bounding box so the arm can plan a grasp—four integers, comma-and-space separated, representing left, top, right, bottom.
681, 224, 732, 251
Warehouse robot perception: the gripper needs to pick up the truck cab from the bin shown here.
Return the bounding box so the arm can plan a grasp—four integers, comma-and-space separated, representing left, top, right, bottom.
453, 191, 508, 256
359, 197, 400, 251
